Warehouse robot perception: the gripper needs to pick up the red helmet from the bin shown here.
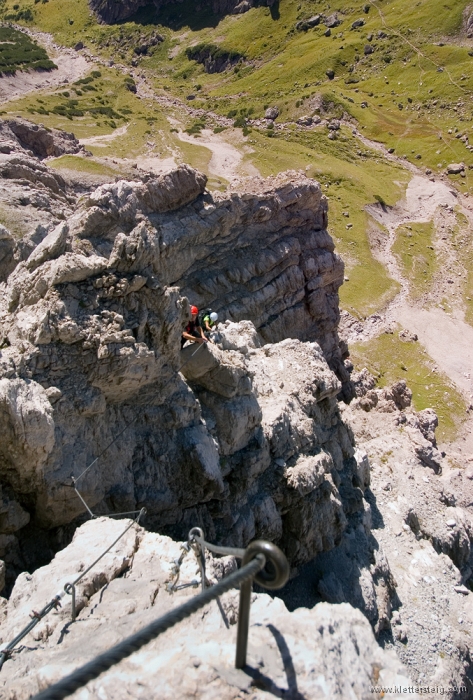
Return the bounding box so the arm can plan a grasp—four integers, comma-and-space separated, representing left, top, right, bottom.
191, 305, 198, 315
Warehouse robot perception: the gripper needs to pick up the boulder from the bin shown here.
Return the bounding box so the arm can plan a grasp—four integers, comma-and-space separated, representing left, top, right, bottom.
324, 13, 341, 28
447, 163, 465, 174
297, 115, 313, 126
296, 14, 321, 30
264, 106, 279, 120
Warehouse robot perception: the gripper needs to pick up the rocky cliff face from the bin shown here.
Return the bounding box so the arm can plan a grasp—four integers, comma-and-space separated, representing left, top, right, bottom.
0, 122, 353, 596
1, 120, 472, 696
89, 0, 275, 24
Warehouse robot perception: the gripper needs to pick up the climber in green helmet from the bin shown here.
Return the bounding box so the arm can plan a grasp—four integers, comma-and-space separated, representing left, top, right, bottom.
202, 311, 219, 341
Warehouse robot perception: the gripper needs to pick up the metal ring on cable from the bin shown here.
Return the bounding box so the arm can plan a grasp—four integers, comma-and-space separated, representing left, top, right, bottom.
241, 540, 289, 590
64, 583, 73, 596
188, 527, 204, 542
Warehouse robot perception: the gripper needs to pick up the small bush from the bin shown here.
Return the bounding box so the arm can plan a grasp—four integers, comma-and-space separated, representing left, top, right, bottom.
233, 116, 247, 129
74, 76, 94, 85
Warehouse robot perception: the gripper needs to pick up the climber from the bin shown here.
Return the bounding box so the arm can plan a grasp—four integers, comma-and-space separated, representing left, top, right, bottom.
181, 306, 208, 348
202, 311, 219, 343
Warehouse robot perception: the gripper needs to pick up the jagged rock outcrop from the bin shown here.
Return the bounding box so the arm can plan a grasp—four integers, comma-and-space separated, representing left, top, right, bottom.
89, 0, 151, 23
185, 44, 244, 74
0, 225, 15, 283
323, 368, 473, 694
0, 158, 353, 593
0, 119, 81, 273
89, 0, 276, 24
0, 517, 410, 699
0, 119, 83, 160
465, 7, 473, 37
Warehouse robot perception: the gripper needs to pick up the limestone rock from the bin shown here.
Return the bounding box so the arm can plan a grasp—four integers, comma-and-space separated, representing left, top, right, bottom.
351, 367, 376, 397
296, 115, 313, 126
351, 18, 365, 29
0, 161, 350, 586
0, 378, 55, 494
383, 380, 412, 410
417, 408, 438, 445
324, 13, 341, 28
2, 118, 83, 160
0, 153, 66, 194
217, 319, 262, 353
265, 106, 279, 120
0, 496, 30, 535
89, 0, 276, 24
467, 10, 473, 37
446, 163, 465, 174
296, 14, 321, 30
0, 224, 15, 282
25, 223, 69, 272
0, 518, 410, 699
180, 342, 251, 398
398, 328, 418, 342
88, 0, 150, 23
286, 451, 332, 495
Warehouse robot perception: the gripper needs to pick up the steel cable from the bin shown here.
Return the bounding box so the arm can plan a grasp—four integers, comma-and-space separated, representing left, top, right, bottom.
0, 595, 64, 671
190, 532, 245, 559
32, 555, 265, 700
0, 511, 144, 672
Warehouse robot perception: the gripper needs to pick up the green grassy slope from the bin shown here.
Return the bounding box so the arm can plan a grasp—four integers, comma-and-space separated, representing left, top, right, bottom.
1, 0, 472, 438
351, 331, 466, 443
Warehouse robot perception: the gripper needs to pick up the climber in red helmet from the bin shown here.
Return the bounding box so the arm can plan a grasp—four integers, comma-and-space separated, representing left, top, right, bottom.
181, 305, 208, 348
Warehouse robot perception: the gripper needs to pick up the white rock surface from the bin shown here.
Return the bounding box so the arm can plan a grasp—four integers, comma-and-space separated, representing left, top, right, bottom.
0, 518, 410, 699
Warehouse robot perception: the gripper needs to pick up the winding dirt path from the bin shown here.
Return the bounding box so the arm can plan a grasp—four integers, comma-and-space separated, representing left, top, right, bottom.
349, 153, 473, 454
176, 128, 259, 180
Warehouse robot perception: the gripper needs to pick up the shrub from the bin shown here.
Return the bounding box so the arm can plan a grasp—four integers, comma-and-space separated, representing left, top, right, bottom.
74, 76, 94, 85
0, 26, 55, 74
233, 116, 247, 129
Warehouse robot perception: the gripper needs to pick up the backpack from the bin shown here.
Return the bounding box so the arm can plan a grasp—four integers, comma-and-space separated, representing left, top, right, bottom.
198, 308, 212, 327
